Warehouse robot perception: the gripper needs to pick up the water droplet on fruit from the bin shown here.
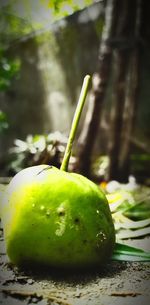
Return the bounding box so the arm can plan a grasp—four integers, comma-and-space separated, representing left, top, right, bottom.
40, 205, 45, 211
57, 206, 65, 216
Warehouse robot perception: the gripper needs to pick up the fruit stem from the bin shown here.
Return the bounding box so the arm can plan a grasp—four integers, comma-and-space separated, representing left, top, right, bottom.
60, 75, 91, 171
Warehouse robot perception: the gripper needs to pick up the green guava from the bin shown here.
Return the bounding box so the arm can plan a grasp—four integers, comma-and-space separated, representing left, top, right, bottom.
2, 164, 115, 269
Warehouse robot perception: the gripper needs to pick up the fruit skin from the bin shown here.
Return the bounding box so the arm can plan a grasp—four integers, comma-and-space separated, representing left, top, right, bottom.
2, 165, 115, 269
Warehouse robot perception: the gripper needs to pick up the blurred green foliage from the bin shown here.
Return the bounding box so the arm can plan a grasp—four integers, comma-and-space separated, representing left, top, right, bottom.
0, 49, 20, 91
0, 0, 94, 47
47, 0, 93, 17
0, 48, 21, 133
93, 155, 150, 184
0, 111, 9, 134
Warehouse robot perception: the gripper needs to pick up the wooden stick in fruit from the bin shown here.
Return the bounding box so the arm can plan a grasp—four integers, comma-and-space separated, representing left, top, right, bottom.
1, 75, 115, 270
60, 75, 90, 171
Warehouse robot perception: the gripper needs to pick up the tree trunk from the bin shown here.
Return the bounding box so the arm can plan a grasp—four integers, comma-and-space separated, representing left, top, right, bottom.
119, 49, 140, 181
76, 0, 117, 177
118, 0, 141, 181
107, 50, 128, 181
107, 0, 141, 182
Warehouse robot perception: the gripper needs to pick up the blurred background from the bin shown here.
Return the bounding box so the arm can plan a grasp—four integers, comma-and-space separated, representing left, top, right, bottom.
0, 0, 150, 184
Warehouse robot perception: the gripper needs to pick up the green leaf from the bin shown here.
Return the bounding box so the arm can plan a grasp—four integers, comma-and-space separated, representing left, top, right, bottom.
124, 200, 150, 220
114, 217, 150, 230
112, 243, 150, 261
111, 189, 150, 221
116, 227, 150, 239
112, 253, 149, 262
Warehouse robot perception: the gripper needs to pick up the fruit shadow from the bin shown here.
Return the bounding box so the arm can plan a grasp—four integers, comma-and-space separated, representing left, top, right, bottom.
18, 260, 127, 285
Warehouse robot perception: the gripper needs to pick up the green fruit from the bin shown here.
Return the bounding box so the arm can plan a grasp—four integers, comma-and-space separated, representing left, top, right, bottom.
2, 165, 115, 269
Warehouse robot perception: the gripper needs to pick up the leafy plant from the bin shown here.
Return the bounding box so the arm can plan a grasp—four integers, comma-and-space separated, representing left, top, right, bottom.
104, 180, 150, 242
101, 180, 150, 261
7, 132, 73, 175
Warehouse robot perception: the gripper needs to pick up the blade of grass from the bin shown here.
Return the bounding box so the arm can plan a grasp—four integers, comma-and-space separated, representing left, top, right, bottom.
112, 242, 150, 261
113, 215, 150, 230
116, 226, 150, 239
117, 194, 150, 219
111, 253, 150, 261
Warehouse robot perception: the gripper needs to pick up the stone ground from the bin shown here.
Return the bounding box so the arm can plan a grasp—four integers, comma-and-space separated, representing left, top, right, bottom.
0, 220, 150, 305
